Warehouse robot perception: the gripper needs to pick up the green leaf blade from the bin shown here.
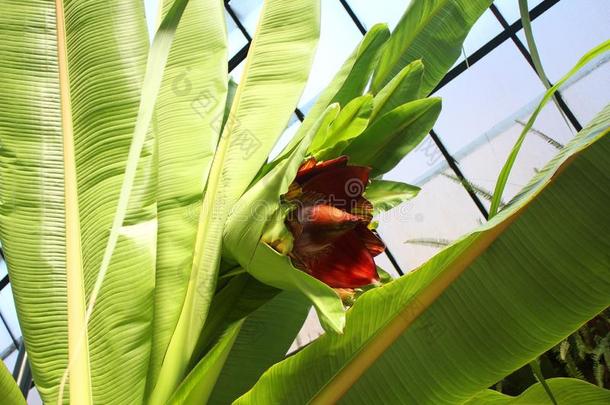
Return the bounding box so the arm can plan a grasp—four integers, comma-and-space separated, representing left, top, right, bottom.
364, 180, 420, 215
309, 94, 373, 160
209, 291, 311, 405
236, 106, 610, 404
372, 0, 492, 95
275, 23, 390, 161
168, 321, 244, 405
0, 1, 158, 403
466, 378, 610, 404
0, 362, 25, 405
370, 60, 424, 123
150, 1, 322, 402
147, 0, 228, 392
344, 98, 442, 177
246, 242, 345, 334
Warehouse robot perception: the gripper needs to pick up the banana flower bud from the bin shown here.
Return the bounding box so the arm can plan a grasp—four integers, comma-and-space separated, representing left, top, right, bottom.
266, 156, 385, 288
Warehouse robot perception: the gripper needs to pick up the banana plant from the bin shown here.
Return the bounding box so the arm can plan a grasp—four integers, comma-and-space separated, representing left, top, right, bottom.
0, 1, 608, 405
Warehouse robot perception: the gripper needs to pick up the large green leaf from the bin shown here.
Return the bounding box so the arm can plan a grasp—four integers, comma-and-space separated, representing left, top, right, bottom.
190, 273, 280, 361
305, 104, 342, 158
364, 180, 420, 216
149, 1, 321, 402
0, 1, 157, 403
236, 105, 610, 404
309, 95, 373, 161
169, 284, 309, 404
371, 0, 492, 95
344, 98, 442, 177
209, 291, 311, 404
0, 362, 25, 405
328, 24, 389, 110
466, 378, 610, 404
275, 24, 389, 163
246, 242, 345, 334
168, 321, 244, 404
147, 0, 227, 392
370, 60, 424, 123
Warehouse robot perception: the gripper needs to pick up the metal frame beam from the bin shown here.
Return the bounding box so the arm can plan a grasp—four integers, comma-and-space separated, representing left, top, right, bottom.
489, 3, 582, 131
12, 340, 32, 398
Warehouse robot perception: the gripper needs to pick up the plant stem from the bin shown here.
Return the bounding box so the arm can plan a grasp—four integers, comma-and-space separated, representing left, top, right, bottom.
529, 357, 558, 405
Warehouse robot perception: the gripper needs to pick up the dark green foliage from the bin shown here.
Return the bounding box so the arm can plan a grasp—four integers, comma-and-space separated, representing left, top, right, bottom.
495, 308, 610, 395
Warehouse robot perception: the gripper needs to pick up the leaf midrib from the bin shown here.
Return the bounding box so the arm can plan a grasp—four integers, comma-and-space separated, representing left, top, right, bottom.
53, 0, 92, 403
309, 150, 583, 404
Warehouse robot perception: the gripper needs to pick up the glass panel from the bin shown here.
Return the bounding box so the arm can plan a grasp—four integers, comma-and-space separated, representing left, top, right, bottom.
383, 135, 449, 187
0, 285, 22, 338
269, 114, 301, 160
562, 58, 610, 124
229, 59, 246, 82
298, 1, 362, 109
289, 308, 323, 353
376, 170, 486, 273
0, 325, 15, 360
455, 102, 574, 209
229, 0, 263, 37
2, 350, 17, 373
225, 9, 249, 59
297, 97, 316, 116
374, 252, 401, 279
434, 40, 547, 155
144, 0, 159, 40
0, 250, 7, 278
453, 10, 504, 68
28, 389, 44, 405
514, 0, 610, 83
348, 0, 412, 31
494, 0, 548, 25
